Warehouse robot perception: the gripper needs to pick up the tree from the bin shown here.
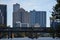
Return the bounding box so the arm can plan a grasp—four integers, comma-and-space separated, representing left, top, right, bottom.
52, 0, 60, 37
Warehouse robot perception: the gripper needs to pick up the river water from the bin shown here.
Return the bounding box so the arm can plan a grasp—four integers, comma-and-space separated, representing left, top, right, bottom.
0, 37, 60, 40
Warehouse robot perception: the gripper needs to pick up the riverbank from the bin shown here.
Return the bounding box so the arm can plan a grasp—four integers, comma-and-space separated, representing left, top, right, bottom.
0, 37, 60, 40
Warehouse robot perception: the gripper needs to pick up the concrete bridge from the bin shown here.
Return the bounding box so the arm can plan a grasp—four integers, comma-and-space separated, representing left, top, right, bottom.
0, 27, 60, 38
0, 27, 51, 33
0, 27, 59, 33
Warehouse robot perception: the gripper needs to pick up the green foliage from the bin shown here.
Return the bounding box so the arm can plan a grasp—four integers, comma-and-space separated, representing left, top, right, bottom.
0, 24, 6, 28
53, 0, 60, 12
57, 0, 60, 3
55, 4, 60, 11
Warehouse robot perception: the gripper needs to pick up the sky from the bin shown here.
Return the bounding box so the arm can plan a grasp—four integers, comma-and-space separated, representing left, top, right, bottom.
0, 0, 56, 27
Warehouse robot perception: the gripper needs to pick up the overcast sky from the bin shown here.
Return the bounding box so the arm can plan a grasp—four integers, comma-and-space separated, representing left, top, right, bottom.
0, 0, 56, 27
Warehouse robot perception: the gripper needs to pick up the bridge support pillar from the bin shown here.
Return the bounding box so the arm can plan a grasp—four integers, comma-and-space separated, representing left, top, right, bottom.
11, 33, 14, 38
0, 32, 2, 39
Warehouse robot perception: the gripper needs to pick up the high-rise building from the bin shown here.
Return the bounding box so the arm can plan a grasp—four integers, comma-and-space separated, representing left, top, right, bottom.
0, 10, 3, 24
13, 3, 46, 27
29, 10, 46, 27
13, 3, 20, 27
13, 3, 20, 12
13, 3, 29, 27
0, 4, 7, 27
